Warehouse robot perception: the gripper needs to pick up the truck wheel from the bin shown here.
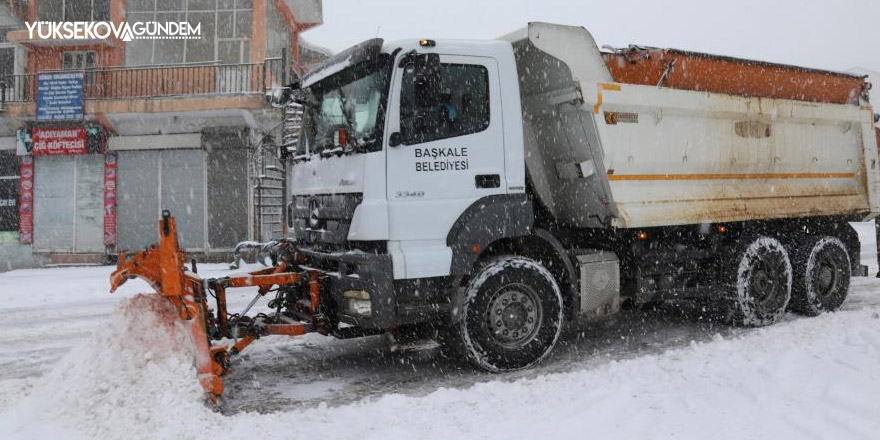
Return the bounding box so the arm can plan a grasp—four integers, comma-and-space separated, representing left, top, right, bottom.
454, 256, 564, 372
728, 236, 792, 326
790, 237, 851, 316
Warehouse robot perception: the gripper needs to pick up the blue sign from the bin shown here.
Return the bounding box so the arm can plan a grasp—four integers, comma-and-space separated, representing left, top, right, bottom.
36, 72, 84, 122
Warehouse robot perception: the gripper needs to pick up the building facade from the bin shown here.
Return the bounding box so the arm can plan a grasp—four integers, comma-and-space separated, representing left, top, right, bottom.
0, 0, 326, 269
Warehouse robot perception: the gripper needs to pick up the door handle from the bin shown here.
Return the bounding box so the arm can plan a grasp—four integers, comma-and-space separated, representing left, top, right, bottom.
475, 174, 500, 189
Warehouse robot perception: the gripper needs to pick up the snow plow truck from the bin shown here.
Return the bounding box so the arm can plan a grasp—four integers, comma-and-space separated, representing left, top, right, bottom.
110, 22, 880, 402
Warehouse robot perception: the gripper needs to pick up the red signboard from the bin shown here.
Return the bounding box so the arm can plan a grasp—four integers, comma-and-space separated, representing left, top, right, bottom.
32, 127, 87, 156
19, 156, 34, 245
103, 153, 117, 247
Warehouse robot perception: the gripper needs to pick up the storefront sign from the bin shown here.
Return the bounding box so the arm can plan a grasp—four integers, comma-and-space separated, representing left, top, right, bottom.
37, 71, 84, 122
19, 156, 34, 244
32, 127, 88, 156
103, 153, 117, 246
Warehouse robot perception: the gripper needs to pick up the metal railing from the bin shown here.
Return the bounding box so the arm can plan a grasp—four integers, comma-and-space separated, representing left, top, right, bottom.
0, 58, 285, 103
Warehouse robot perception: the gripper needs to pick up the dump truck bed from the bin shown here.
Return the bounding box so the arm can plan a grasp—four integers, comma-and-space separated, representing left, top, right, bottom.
603, 47, 867, 105
505, 23, 880, 229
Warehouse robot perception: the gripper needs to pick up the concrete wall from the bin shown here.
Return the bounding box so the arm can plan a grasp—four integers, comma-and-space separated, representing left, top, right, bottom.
0, 234, 40, 271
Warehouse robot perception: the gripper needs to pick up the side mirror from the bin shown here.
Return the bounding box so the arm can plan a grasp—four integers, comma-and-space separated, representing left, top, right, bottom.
413, 53, 441, 108
389, 132, 404, 147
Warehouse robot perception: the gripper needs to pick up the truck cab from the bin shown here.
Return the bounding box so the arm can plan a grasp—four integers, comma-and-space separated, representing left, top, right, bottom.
287, 37, 535, 328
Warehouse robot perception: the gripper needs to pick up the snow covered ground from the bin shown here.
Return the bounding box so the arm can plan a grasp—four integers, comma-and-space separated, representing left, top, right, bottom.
1, 224, 879, 440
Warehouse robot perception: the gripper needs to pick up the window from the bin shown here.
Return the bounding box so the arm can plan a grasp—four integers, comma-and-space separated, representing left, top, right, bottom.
126, 0, 252, 66
266, 1, 290, 60
62, 51, 97, 84
399, 63, 490, 145
302, 67, 389, 155
37, 0, 111, 22
0, 152, 20, 233
0, 48, 14, 78
0, 33, 13, 91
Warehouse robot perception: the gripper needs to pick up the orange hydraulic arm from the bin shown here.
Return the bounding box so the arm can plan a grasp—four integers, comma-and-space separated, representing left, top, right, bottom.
110, 210, 322, 402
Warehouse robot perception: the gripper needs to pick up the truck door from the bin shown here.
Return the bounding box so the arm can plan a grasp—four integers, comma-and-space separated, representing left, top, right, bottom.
385, 53, 506, 277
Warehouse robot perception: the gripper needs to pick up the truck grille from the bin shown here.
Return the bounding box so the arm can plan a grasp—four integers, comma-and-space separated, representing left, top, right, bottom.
289, 193, 363, 249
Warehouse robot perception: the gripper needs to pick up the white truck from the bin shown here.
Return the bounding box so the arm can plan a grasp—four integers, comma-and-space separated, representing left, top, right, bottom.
282, 22, 880, 371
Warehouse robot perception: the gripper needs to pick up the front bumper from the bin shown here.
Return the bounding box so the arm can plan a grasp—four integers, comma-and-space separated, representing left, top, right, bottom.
297, 247, 395, 329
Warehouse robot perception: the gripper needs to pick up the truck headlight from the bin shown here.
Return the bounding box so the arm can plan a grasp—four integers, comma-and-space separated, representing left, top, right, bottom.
343, 290, 372, 317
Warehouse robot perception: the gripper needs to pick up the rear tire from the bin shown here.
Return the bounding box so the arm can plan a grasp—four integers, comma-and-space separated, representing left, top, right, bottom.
727, 236, 792, 326
452, 256, 564, 372
790, 237, 851, 316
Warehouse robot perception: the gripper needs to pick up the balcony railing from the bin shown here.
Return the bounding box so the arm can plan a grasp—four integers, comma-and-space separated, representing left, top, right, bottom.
0, 58, 286, 104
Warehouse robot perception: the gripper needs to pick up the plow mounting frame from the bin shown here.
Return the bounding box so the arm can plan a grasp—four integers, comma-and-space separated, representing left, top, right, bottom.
110, 210, 327, 402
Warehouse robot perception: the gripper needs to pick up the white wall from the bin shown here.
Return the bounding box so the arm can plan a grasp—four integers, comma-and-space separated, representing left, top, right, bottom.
285, 0, 323, 24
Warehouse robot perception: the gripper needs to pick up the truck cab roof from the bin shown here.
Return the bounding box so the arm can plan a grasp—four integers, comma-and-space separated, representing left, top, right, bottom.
301, 37, 514, 88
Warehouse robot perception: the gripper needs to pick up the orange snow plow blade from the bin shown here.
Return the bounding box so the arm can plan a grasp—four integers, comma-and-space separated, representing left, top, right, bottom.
110, 210, 324, 402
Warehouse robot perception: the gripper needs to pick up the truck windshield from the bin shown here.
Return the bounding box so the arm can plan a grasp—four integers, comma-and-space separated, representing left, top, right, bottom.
299, 63, 389, 157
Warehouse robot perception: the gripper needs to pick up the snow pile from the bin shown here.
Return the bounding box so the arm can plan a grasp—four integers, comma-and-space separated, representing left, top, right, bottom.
0, 263, 263, 311
0, 294, 210, 439
260, 308, 880, 440
0, 266, 142, 310
2, 284, 880, 439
